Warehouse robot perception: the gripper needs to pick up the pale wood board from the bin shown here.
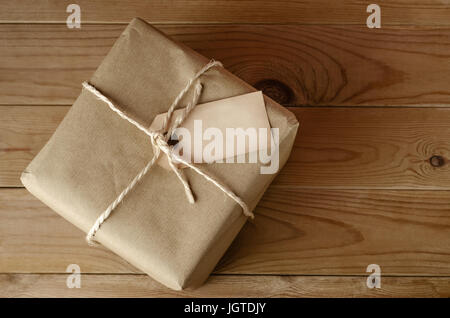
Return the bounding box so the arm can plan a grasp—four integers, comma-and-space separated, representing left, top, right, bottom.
0, 0, 449, 25
2, 188, 450, 276
4, 106, 450, 189
1, 274, 448, 298
0, 106, 68, 187
2, 24, 450, 106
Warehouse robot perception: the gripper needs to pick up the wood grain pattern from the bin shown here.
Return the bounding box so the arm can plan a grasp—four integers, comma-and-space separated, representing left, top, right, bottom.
1, 1, 450, 25
3, 3, 450, 297
1, 274, 448, 298
4, 106, 450, 189
0, 188, 138, 274
2, 188, 450, 275
2, 24, 450, 106
0, 106, 68, 186
220, 187, 450, 275
279, 107, 450, 189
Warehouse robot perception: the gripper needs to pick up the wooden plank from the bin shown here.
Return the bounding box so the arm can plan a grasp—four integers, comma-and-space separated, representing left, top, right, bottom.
277, 107, 450, 189
1, 274, 449, 298
1, 1, 450, 25
4, 106, 450, 189
219, 187, 450, 275
2, 24, 450, 107
2, 188, 450, 275
0, 188, 138, 274
0, 106, 68, 187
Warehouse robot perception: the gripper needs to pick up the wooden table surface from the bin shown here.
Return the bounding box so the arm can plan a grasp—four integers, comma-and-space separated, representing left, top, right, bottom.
1, 0, 450, 297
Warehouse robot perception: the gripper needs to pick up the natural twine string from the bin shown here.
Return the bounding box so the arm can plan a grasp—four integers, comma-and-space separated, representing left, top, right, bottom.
82, 60, 253, 246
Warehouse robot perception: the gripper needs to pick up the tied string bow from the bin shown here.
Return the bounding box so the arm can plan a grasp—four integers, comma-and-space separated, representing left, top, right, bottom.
82, 60, 253, 246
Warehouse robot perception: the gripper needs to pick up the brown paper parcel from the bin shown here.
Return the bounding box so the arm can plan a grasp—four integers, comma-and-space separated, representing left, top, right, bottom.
21, 18, 299, 290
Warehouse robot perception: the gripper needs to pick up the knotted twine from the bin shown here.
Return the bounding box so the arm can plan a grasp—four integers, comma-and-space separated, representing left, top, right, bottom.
82, 60, 254, 246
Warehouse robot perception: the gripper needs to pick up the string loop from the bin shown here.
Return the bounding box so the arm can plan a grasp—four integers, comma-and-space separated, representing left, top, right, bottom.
82, 60, 253, 246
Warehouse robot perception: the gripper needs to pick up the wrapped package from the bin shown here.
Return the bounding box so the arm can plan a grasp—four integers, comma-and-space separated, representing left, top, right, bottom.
21, 18, 299, 290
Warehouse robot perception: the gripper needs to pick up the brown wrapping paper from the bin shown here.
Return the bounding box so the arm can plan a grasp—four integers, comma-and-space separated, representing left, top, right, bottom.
21, 18, 299, 290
